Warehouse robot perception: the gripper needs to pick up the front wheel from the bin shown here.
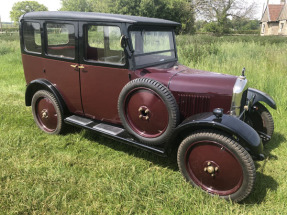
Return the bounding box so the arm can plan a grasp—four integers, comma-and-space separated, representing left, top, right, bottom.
177, 130, 256, 202
245, 103, 274, 143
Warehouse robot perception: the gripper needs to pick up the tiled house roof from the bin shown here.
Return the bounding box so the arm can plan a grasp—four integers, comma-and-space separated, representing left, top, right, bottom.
261, 4, 285, 22
268, 5, 284, 21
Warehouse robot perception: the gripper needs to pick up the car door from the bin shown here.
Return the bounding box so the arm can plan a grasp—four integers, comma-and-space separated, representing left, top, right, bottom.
43, 21, 83, 115
79, 22, 130, 124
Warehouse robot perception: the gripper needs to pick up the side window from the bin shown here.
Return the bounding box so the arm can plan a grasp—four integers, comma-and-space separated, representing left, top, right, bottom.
262, 24, 265, 33
280, 23, 284, 32
88, 26, 104, 49
86, 25, 125, 65
23, 22, 41, 54
46, 23, 75, 59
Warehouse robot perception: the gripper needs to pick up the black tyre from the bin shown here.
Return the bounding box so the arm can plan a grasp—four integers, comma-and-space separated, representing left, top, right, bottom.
31, 90, 64, 134
245, 103, 274, 143
118, 78, 179, 145
177, 130, 256, 202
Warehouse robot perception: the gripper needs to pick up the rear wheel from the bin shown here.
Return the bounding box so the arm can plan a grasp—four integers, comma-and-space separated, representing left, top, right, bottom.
31, 90, 64, 134
177, 130, 255, 202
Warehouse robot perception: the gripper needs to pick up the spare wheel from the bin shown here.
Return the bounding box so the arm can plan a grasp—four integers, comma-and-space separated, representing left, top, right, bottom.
118, 78, 179, 145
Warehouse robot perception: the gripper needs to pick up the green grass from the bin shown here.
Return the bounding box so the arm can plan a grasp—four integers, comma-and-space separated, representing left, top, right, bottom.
1, 33, 287, 214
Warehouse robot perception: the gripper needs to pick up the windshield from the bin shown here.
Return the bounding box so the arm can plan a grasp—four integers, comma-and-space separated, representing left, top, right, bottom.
130, 30, 176, 68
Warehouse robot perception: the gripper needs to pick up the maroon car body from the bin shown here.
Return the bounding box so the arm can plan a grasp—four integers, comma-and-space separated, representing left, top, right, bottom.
134, 65, 237, 118
20, 11, 276, 202
23, 54, 237, 124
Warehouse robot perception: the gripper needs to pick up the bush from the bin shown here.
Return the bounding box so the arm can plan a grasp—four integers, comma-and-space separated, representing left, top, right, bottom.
176, 35, 220, 64
0, 27, 19, 33
176, 34, 287, 66
232, 30, 260, 35
0, 34, 20, 55
0, 33, 19, 41
202, 22, 230, 36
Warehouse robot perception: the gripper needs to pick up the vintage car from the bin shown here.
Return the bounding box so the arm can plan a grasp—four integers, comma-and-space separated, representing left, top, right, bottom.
20, 11, 276, 202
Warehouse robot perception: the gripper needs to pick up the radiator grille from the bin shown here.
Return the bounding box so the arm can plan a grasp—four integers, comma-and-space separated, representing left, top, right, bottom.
178, 94, 211, 118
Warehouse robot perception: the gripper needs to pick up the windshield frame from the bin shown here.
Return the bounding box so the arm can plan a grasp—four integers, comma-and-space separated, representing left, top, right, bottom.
128, 26, 178, 69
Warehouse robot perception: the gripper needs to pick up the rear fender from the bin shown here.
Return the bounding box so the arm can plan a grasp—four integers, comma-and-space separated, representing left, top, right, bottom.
169, 112, 264, 160
25, 79, 68, 115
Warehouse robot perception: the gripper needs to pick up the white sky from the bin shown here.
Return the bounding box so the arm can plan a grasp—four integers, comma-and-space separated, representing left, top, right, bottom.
0, 0, 61, 22
0, 0, 282, 22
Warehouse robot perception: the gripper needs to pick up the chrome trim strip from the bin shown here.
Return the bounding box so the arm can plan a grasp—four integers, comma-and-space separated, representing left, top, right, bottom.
230, 76, 248, 116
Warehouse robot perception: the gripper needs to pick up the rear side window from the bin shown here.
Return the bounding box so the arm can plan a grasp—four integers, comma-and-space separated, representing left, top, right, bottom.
23, 22, 41, 54
46, 23, 75, 59
86, 25, 125, 65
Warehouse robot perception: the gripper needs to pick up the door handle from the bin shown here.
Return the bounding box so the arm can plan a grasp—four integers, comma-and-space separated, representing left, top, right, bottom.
71, 65, 85, 69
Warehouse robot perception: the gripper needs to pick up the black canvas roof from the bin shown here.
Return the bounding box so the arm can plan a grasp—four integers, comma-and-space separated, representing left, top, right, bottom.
21, 11, 180, 27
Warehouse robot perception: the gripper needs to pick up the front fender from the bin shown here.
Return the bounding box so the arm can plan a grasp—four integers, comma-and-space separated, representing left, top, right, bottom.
170, 113, 264, 160
248, 88, 276, 109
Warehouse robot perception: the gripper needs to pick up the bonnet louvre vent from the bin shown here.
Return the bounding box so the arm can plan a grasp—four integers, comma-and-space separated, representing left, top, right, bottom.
178, 94, 210, 118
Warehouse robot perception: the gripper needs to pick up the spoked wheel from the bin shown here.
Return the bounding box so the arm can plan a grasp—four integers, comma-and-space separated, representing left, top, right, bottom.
177, 130, 256, 202
245, 103, 274, 143
118, 78, 179, 145
31, 90, 64, 134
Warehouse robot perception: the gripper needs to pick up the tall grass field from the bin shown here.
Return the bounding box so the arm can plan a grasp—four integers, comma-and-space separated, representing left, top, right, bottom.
0, 33, 287, 214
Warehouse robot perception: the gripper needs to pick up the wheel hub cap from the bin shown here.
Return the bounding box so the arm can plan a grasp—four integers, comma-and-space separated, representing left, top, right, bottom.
41, 109, 48, 119
138, 106, 150, 120
204, 162, 219, 177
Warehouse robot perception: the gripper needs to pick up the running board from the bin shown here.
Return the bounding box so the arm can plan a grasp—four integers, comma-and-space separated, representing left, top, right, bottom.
64, 115, 166, 156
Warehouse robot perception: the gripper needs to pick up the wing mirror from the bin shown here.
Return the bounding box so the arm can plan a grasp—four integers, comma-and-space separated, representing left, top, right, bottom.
120, 35, 134, 57
120, 35, 128, 48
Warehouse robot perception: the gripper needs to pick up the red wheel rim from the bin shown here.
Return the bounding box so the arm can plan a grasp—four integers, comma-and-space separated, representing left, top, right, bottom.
185, 141, 243, 195
124, 87, 169, 138
35, 96, 58, 132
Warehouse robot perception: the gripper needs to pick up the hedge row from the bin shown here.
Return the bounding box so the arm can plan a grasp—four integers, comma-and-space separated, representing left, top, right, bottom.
231, 30, 260, 35
0, 27, 19, 33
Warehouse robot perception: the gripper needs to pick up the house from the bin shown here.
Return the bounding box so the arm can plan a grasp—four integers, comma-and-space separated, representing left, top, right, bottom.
261, 0, 287, 36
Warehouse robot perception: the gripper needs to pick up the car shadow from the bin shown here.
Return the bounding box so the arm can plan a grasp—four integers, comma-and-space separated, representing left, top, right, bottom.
241, 172, 278, 204
263, 132, 285, 159
241, 132, 285, 204
82, 129, 284, 204
82, 130, 179, 171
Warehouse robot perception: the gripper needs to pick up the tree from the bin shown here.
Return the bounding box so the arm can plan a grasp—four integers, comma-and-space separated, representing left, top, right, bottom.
110, 0, 195, 34
58, 0, 196, 34
193, 0, 257, 34
169, 0, 195, 34
10, 1, 48, 23
109, 0, 142, 15
230, 18, 260, 31
60, 0, 92, 12
60, 0, 111, 13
